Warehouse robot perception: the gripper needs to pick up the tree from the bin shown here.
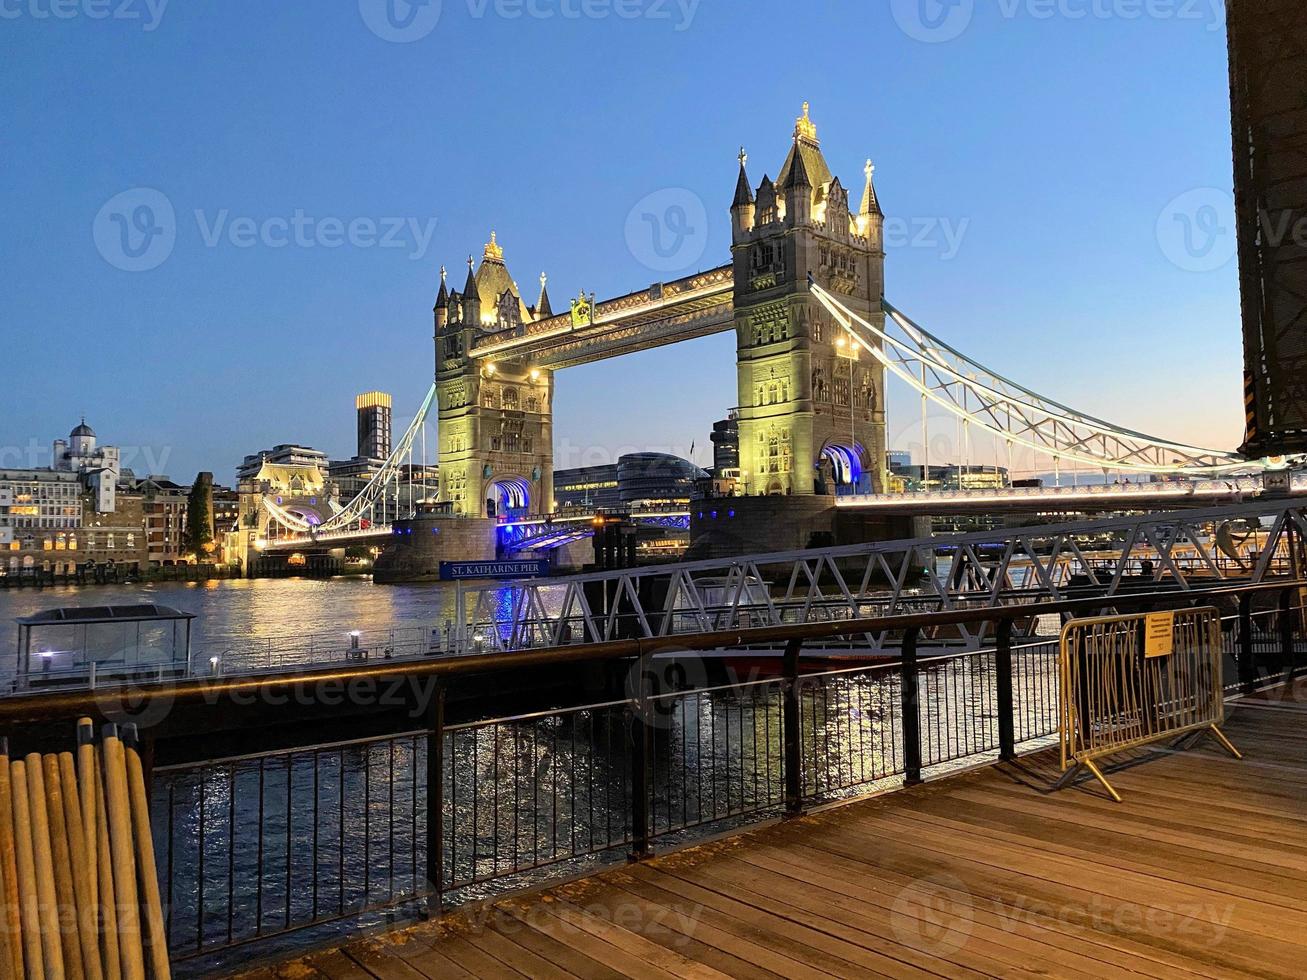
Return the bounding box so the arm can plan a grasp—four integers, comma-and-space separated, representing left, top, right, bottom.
185, 472, 215, 557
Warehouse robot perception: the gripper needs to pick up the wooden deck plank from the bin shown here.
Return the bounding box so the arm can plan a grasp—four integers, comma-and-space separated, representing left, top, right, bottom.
806, 810, 1307, 975
650, 849, 1098, 980
622, 861, 952, 980
239, 684, 1307, 980
727, 844, 1179, 979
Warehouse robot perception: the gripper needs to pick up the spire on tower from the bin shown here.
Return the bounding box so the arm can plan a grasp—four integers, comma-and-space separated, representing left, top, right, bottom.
435, 264, 449, 310
484, 231, 504, 262
463, 254, 478, 294
733, 145, 754, 207
536, 271, 553, 319
860, 158, 882, 217
782, 135, 812, 190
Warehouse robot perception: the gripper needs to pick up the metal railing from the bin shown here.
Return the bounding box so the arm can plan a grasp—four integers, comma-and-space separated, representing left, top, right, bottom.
2, 580, 1302, 972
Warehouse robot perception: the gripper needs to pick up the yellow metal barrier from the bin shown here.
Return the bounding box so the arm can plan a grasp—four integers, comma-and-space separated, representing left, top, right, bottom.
1057, 606, 1242, 801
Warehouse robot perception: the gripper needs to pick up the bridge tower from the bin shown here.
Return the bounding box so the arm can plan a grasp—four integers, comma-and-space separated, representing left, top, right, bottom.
434, 235, 555, 518
730, 104, 887, 496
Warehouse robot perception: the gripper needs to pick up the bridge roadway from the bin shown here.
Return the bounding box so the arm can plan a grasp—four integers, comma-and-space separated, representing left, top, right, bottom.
244, 680, 1307, 980
835, 474, 1294, 515
257, 476, 1289, 553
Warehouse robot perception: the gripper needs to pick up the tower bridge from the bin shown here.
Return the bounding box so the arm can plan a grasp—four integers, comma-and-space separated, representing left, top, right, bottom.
256, 103, 1291, 562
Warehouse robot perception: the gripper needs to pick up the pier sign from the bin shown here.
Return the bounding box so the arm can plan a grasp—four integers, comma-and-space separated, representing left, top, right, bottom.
440, 559, 549, 581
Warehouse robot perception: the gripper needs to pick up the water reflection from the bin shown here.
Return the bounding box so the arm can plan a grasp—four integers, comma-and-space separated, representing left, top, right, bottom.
0, 578, 469, 676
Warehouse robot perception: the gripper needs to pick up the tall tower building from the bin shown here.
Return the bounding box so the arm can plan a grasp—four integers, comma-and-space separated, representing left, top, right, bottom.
356, 391, 393, 461
730, 104, 887, 496
434, 234, 555, 518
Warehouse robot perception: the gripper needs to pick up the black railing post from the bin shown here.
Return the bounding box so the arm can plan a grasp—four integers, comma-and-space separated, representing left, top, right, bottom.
629, 652, 653, 861
902, 626, 923, 786
1279, 588, 1296, 679
995, 619, 1016, 762
783, 638, 804, 815
1238, 593, 1256, 693
425, 681, 445, 912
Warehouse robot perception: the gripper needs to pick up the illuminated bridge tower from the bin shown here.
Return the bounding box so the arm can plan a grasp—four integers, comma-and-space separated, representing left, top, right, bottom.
434, 234, 555, 518
731, 104, 887, 496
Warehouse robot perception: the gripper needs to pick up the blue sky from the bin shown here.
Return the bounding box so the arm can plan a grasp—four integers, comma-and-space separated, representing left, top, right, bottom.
1, 0, 1239, 482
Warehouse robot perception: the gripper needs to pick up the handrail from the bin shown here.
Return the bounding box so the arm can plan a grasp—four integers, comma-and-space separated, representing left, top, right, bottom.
0, 578, 1299, 726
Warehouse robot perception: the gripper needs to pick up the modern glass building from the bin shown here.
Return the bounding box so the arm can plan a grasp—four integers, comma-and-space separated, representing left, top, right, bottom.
554, 453, 706, 512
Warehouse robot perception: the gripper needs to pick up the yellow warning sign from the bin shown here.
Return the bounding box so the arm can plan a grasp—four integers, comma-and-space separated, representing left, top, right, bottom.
1144, 612, 1175, 658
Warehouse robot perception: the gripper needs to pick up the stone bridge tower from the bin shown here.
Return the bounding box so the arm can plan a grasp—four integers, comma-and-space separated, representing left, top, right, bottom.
730, 104, 887, 496
434, 234, 555, 518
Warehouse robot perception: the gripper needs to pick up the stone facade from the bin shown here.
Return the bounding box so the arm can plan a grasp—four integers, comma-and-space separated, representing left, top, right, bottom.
686, 495, 926, 561
730, 104, 887, 497
372, 513, 498, 583
435, 235, 554, 519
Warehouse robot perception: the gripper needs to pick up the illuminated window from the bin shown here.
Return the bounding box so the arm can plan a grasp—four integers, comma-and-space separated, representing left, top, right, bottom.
43, 536, 52, 551
107, 534, 115, 550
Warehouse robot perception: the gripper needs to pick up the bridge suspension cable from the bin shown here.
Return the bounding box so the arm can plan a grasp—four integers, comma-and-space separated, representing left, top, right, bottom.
262, 382, 438, 539
808, 281, 1260, 475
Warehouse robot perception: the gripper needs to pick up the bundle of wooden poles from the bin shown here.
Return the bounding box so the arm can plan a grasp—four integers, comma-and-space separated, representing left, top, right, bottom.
0, 720, 170, 979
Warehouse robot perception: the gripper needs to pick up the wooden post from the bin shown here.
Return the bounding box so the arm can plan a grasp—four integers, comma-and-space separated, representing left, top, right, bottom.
60, 752, 103, 980
10, 760, 43, 979
43, 752, 86, 980
782, 638, 804, 815
0, 739, 23, 979
93, 750, 120, 980
995, 619, 1016, 762
76, 721, 97, 915
102, 729, 145, 980
901, 627, 924, 786
124, 729, 170, 979
24, 752, 65, 977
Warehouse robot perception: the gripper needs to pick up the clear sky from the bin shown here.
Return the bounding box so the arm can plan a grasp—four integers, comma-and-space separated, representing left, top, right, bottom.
1, 0, 1240, 483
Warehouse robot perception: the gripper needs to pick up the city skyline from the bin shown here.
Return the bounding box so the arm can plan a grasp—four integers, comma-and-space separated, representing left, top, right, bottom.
3, 2, 1241, 480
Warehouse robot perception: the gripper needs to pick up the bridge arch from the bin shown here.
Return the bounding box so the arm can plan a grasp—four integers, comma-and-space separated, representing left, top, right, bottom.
486, 476, 532, 519
819, 441, 864, 491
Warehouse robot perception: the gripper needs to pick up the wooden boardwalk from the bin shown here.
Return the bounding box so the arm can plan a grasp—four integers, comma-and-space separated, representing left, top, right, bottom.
242, 687, 1307, 979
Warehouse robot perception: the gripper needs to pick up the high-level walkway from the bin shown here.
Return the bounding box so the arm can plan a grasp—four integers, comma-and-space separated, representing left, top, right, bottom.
241, 683, 1307, 979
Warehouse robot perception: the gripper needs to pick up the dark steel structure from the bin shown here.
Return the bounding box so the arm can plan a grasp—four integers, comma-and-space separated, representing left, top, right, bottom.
1229, 0, 1307, 456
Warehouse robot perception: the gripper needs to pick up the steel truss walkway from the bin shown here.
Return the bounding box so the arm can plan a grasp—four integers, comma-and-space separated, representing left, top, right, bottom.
455, 500, 1307, 655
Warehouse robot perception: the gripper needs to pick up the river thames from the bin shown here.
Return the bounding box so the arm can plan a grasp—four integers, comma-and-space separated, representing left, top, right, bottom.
0, 577, 467, 676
